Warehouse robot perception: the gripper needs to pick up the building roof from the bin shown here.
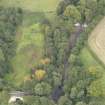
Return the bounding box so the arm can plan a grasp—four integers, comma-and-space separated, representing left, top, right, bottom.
8, 96, 24, 104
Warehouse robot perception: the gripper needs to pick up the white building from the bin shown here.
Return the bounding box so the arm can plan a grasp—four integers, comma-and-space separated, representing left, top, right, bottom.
8, 96, 24, 104
82, 23, 88, 28
74, 22, 81, 27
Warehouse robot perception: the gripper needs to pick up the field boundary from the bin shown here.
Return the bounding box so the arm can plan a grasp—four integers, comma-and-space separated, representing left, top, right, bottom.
87, 44, 105, 69
86, 16, 105, 69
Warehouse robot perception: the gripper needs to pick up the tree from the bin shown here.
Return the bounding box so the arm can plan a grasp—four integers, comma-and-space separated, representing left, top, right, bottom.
35, 70, 46, 81
52, 72, 62, 87
58, 95, 72, 105
88, 79, 104, 97
0, 79, 4, 91
53, 28, 69, 65
44, 26, 55, 60
65, 0, 80, 5
78, 0, 98, 22
70, 87, 78, 99
88, 66, 102, 78
64, 5, 81, 22
77, 0, 86, 22
0, 7, 23, 77
84, 8, 92, 23
76, 101, 87, 105
34, 83, 44, 95
57, 1, 67, 15
70, 0, 80, 5
40, 97, 55, 105
68, 54, 77, 64
34, 82, 52, 96
64, 20, 75, 33
86, 0, 97, 11
97, 0, 105, 15
86, 0, 98, 18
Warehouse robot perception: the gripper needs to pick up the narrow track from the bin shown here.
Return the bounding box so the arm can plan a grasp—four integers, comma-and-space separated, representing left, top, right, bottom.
51, 25, 84, 102
9, 91, 47, 97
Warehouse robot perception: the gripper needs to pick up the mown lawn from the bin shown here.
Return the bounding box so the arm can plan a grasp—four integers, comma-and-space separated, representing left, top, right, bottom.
0, 0, 59, 12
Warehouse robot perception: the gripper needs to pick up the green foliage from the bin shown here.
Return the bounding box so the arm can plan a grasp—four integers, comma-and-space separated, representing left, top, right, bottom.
88, 99, 105, 105
1, 0, 105, 104
64, 5, 81, 22
56, 1, 67, 15
44, 24, 69, 66
86, 0, 98, 12
0, 7, 22, 60
34, 82, 52, 96
76, 101, 87, 105
52, 72, 62, 87
70, 87, 78, 99
98, 0, 105, 15
40, 97, 55, 105
0, 7, 23, 80
71, 0, 80, 5
88, 79, 105, 97
58, 95, 72, 105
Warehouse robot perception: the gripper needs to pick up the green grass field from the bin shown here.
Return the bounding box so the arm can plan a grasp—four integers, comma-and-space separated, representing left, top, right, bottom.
80, 47, 105, 93
79, 48, 103, 68
5, 22, 44, 86
3, 10, 45, 86
0, 0, 59, 12
79, 47, 105, 76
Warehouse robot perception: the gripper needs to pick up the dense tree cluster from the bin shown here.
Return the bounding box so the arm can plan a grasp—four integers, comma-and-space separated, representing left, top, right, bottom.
37, 0, 105, 105
0, 7, 23, 89
57, 0, 105, 22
